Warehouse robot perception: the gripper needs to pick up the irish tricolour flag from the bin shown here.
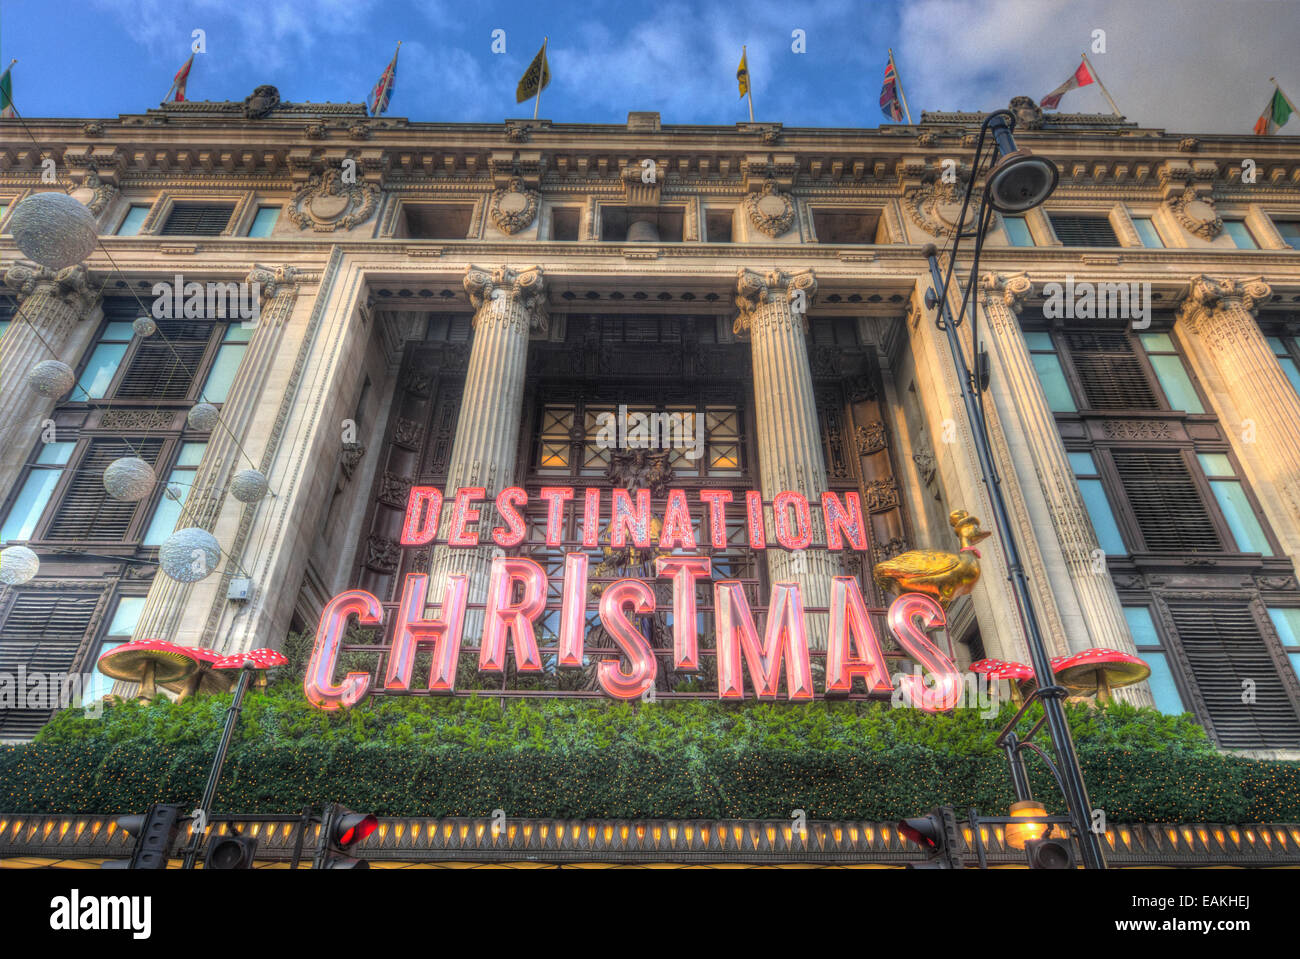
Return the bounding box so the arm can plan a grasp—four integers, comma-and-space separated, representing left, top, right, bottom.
1254, 85, 1296, 135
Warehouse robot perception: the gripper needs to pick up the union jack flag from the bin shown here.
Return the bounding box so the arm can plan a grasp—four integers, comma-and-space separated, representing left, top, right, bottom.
880, 59, 903, 122
369, 43, 400, 117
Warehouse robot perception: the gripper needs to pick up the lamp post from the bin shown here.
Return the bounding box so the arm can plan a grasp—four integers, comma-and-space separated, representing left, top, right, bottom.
923, 108, 1107, 870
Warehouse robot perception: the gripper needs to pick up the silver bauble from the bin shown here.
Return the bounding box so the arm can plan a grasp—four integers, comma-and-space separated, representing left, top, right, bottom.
164, 483, 183, 501
9, 192, 99, 269
0, 546, 40, 586
133, 315, 158, 337
229, 469, 268, 503
103, 457, 156, 502
159, 527, 221, 583
27, 360, 76, 398
187, 403, 220, 431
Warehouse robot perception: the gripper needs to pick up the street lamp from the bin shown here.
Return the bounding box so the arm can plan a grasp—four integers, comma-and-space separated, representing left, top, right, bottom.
921, 108, 1107, 870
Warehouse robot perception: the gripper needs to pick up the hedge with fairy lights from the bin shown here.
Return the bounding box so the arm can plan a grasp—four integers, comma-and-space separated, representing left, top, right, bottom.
2, 685, 1297, 822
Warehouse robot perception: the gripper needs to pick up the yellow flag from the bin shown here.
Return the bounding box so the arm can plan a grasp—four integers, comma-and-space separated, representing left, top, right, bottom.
516, 41, 551, 103
737, 48, 749, 98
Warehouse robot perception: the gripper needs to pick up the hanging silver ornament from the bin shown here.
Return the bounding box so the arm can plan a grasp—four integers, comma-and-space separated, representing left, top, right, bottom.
164, 483, 183, 501
27, 360, 76, 398
187, 403, 220, 431
230, 468, 268, 503
9, 192, 99, 270
0, 546, 40, 586
159, 527, 221, 583
133, 315, 158, 337
103, 457, 156, 502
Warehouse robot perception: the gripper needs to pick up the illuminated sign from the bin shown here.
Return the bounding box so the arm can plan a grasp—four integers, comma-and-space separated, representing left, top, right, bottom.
305, 486, 963, 712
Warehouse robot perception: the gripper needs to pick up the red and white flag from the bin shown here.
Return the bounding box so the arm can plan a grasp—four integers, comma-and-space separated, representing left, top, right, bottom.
165, 54, 195, 103
1041, 58, 1094, 110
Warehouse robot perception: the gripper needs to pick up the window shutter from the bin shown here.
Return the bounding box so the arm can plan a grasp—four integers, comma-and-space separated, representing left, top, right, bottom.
0, 592, 99, 739
45, 438, 166, 541
160, 204, 234, 236
1049, 214, 1120, 247
1064, 331, 1159, 410
1168, 605, 1300, 748
1111, 450, 1223, 552
115, 320, 213, 399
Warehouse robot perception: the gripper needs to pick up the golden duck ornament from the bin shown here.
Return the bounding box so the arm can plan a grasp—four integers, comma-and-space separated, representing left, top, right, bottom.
872, 510, 992, 609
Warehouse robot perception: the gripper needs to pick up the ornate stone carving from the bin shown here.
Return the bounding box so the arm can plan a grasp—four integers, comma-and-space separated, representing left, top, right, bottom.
242, 85, 281, 120
1179, 274, 1273, 321
1009, 96, 1044, 130
905, 174, 999, 239
82, 121, 104, 137
100, 410, 173, 430
378, 471, 412, 508
855, 421, 886, 455
606, 450, 674, 497
1166, 186, 1222, 239
504, 121, 531, 142
1102, 419, 1173, 441
304, 123, 327, 139
340, 441, 367, 480
285, 169, 379, 232
4, 262, 99, 315
743, 179, 795, 238
1179, 137, 1199, 152
364, 534, 401, 573
463, 265, 548, 333
245, 264, 299, 300
871, 536, 908, 568
68, 169, 118, 216
733, 268, 817, 336
979, 271, 1032, 314
349, 122, 372, 140
863, 479, 900, 512
487, 176, 539, 234
392, 417, 424, 449
913, 442, 937, 486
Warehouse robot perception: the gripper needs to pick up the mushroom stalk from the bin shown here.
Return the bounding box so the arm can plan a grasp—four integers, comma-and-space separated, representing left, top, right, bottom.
139, 660, 157, 701
1096, 670, 1112, 706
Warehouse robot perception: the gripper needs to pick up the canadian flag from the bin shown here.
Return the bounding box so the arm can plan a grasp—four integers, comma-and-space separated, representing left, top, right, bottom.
1041, 59, 1094, 110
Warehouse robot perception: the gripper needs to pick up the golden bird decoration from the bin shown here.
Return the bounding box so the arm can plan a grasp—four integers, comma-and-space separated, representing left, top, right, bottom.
872, 510, 992, 610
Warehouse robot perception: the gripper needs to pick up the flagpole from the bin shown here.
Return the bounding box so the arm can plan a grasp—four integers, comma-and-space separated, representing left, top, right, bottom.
533, 37, 547, 120
889, 48, 913, 124
1082, 52, 1121, 117
744, 45, 754, 122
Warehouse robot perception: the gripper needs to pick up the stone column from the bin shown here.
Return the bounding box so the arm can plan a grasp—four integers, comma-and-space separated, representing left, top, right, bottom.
979, 274, 1147, 692
1176, 276, 1300, 557
427, 265, 547, 606
734, 268, 837, 649
0, 264, 101, 507
133, 266, 301, 647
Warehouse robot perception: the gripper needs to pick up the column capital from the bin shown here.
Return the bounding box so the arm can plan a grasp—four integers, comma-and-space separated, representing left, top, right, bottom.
3, 262, 100, 316
245, 263, 301, 299
979, 271, 1033, 314
1177, 274, 1273, 325
463, 264, 547, 332
733, 268, 817, 337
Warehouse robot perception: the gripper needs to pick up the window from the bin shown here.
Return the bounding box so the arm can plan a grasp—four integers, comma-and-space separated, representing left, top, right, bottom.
1025, 332, 1076, 412
200, 324, 253, 403
1138, 332, 1204, 413
44, 438, 166, 542
1, 442, 74, 542
1267, 336, 1300, 396
599, 207, 683, 242
247, 206, 280, 237
1268, 607, 1300, 680
811, 208, 881, 244
1123, 606, 1185, 714
1002, 215, 1035, 246
1048, 214, 1120, 247
84, 596, 147, 702
1132, 217, 1164, 248
1221, 219, 1259, 249
115, 204, 150, 236
1069, 451, 1126, 555
550, 207, 580, 241
160, 203, 235, 236
0, 591, 101, 739
1111, 450, 1222, 553
1062, 330, 1159, 410
1275, 220, 1300, 250
402, 203, 474, 239
143, 442, 206, 545
77, 320, 134, 399
1198, 453, 1272, 554
705, 209, 734, 243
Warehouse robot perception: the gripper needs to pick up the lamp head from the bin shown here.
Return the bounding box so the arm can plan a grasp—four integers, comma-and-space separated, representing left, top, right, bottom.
984, 113, 1059, 213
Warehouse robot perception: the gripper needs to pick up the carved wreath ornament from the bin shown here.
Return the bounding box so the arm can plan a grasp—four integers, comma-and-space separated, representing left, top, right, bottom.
488, 176, 539, 234
904, 175, 998, 239
1166, 187, 1222, 240
744, 179, 795, 238
286, 168, 379, 232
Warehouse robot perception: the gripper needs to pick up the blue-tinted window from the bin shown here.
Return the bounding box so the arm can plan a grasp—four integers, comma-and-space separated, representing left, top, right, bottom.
200, 327, 251, 403
77, 321, 136, 399
1123, 607, 1185, 715
1003, 216, 1034, 246
1132, 217, 1164, 248
1075, 479, 1127, 554
1, 441, 75, 542
1196, 453, 1272, 554
84, 597, 147, 701
1139, 333, 1205, 413
1222, 219, 1258, 249
1276, 221, 1300, 250
116, 205, 150, 236
248, 206, 280, 238
1268, 608, 1300, 681
1267, 336, 1300, 396
143, 442, 207, 546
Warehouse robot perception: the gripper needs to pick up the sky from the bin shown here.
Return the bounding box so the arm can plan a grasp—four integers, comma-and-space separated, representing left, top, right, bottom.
0, 0, 1297, 134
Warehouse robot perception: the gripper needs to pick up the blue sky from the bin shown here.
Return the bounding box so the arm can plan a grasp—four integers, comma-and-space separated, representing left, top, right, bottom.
1, 0, 1297, 134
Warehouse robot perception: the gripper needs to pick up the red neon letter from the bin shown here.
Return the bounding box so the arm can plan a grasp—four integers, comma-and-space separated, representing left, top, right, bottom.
447, 487, 485, 547
492, 487, 528, 548
538, 487, 574, 547
698, 490, 732, 548
385, 574, 469, 693
826, 577, 892, 694
656, 556, 711, 669
713, 581, 813, 701
400, 487, 443, 546
596, 578, 658, 700
582, 488, 601, 547
772, 491, 812, 550
557, 552, 589, 667
610, 488, 652, 549
822, 492, 868, 551
480, 557, 547, 673
888, 593, 962, 712
745, 491, 766, 549
658, 488, 697, 550
304, 590, 381, 710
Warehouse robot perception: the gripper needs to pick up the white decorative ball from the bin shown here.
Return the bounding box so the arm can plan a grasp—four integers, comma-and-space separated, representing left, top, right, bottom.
229, 469, 268, 503
103, 457, 157, 502
159, 527, 221, 583
164, 483, 183, 501
0, 546, 40, 586
133, 315, 158, 337
187, 403, 220, 431
9, 192, 99, 270
27, 360, 76, 398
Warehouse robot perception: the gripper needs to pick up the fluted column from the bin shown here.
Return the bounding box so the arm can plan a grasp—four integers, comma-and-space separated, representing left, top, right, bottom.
1176, 275, 1300, 558
427, 266, 546, 607
0, 264, 102, 508
734, 268, 836, 649
979, 273, 1146, 692
133, 266, 301, 647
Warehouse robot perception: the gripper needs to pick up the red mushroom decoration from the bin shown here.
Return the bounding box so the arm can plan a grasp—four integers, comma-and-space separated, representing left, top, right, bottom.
161, 646, 234, 702
97, 639, 198, 702
970, 658, 1037, 704
1052, 647, 1151, 705
212, 648, 289, 688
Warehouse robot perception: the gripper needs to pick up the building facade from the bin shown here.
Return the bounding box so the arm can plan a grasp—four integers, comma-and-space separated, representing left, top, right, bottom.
2, 90, 1300, 756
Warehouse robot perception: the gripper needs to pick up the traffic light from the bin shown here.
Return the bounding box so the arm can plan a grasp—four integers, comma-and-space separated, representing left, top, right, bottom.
205, 827, 258, 869
898, 806, 962, 869
314, 804, 378, 869
1025, 835, 1076, 869
103, 803, 186, 870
